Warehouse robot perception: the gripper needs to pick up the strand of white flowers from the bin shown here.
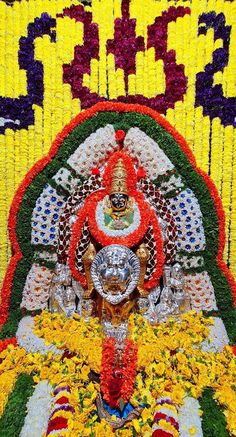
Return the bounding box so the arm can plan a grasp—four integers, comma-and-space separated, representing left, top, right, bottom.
67, 124, 117, 178
184, 272, 218, 312
201, 317, 229, 353
124, 127, 174, 179
156, 406, 179, 422
179, 397, 203, 437
16, 316, 62, 355
20, 380, 53, 437
95, 198, 141, 237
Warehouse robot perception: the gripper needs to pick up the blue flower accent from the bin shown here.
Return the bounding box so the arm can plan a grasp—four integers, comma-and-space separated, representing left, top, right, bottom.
102, 400, 138, 419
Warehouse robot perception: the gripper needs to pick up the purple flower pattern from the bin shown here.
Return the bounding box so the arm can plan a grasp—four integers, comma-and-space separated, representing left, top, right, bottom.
195, 12, 236, 127
0, 13, 56, 133
62, 1, 190, 113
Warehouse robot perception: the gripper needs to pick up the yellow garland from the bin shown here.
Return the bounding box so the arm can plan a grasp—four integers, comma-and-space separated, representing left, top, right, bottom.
0, 345, 28, 416
0, 311, 235, 435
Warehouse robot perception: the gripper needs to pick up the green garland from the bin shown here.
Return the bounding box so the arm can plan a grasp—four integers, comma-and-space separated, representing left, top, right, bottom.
0, 374, 34, 437
199, 388, 230, 437
2, 110, 236, 341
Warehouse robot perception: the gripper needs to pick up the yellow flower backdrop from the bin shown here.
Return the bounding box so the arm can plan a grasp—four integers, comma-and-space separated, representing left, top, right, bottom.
0, 0, 236, 296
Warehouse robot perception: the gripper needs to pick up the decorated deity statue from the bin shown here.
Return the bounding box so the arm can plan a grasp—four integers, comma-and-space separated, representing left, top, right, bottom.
20, 130, 189, 330
47, 143, 181, 329
3, 100, 235, 435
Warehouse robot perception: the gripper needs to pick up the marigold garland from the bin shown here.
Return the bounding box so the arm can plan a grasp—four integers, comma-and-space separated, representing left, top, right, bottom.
0, 310, 231, 435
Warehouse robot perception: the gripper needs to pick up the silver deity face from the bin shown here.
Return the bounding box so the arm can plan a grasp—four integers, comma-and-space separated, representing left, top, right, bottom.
91, 245, 140, 305
99, 250, 130, 294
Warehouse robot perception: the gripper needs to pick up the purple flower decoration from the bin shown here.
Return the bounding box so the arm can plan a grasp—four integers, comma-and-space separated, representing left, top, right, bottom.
0, 13, 56, 133
195, 12, 236, 127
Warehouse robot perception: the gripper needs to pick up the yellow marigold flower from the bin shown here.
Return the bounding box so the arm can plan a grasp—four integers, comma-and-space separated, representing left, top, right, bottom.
116, 430, 133, 437
155, 362, 165, 375
189, 426, 197, 435
176, 352, 187, 364
141, 407, 152, 422
132, 419, 141, 433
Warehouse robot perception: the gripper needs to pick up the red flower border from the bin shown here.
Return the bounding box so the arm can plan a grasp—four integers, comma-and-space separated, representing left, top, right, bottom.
68, 189, 152, 285
100, 337, 138, 407
0, 337, 17, 352
1, 102, 235, 326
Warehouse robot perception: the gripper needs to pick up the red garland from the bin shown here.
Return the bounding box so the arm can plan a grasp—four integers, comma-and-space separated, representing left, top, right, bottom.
55, 396, 69, 405
231, 346, 236, 356
100, 337, 138, 408
2, 101, 235, 326
120, 338, 138, 404
47, 417, 68, 434
144, 210, 165, 290
154, 412, 179, 431
152, 430, 173, 437
0, 337, 17, 352
68, 190, 164, 289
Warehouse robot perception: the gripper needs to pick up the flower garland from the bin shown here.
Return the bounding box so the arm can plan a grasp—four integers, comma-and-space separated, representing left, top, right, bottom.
100, 337, 117, 406
0, 337, 16, 353
0, 373, 35, 437
0, 344, 27, 417
100, 337, 138, 408
201, 317, 229, 353
152, 397, 179, 437
178, 397, 203, 437
16, 316, 62, 356
121, 339, 138, 404
124, 127, 174, 180
46, 384, 74, 436
0, 310, 236, 435
20, 380, 53, 437
67, 124, 118, 178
